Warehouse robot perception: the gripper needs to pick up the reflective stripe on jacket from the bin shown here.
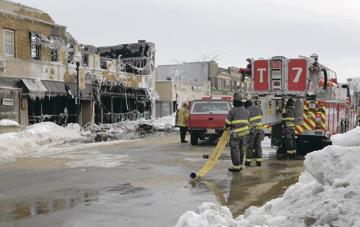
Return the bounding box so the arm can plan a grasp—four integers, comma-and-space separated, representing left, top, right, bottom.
225, 106, 250, 135
282, 106, 295, 128
247, 104, 263, 129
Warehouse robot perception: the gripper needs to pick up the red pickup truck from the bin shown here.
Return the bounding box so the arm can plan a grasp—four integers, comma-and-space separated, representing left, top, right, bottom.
188, 97, 232, 145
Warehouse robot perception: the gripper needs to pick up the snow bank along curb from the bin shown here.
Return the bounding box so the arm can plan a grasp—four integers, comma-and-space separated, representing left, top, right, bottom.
0, 122, 84, 165
0, 115, 175, 165
0, 119, 20, 127
176, 127, 360, 227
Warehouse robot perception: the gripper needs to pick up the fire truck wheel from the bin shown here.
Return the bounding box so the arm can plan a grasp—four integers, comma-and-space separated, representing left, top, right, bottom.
296, 140, 312, 156
191, 133, 199, 145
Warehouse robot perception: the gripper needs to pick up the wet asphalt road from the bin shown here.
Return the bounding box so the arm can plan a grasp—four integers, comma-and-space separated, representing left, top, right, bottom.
0, 132, 304, 227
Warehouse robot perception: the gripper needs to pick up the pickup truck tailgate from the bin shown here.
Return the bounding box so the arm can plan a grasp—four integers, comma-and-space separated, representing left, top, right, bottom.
188, 100, 230, 129
189, 114, 227, 129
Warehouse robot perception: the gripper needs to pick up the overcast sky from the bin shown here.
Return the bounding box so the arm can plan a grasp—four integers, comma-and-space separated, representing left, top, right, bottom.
15, 0, 360, 82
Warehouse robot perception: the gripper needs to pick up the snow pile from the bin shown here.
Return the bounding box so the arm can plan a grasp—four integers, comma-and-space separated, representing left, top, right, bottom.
143, 115, 175, 131
0, 122, 85, 164
330, 126, 360, 147
0, 119, 20, 127
176, 127, 360, 227
85, 115, 176, 140
175, 203, 242, 227
0, 115, 175, 165
110, 115, 175, 132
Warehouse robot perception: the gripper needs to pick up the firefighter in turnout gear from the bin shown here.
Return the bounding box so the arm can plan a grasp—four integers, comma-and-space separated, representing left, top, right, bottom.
277, 98, 297, 159
224, 93, 250, 172
244, 97, 264, 167
177, 102, 190, 143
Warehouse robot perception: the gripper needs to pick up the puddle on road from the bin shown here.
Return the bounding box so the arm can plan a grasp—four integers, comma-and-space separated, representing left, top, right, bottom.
0, 189, 98, 222
190, 159, 303, 218
0, 183, 144, 222
228, 173, 300, 217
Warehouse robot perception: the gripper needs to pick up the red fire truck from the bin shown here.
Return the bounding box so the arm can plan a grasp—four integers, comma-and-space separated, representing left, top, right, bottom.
240, 54, 356, 153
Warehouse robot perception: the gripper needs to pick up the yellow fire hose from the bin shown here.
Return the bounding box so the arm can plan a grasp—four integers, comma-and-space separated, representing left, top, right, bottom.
190, 129, 230, 180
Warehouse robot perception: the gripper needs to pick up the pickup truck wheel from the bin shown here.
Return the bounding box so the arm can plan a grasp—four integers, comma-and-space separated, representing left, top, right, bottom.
191, 133, 198, 145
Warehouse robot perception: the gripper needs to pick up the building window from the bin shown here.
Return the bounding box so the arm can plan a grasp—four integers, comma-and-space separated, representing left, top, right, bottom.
29, 32, 50, 61
4, 29, 15, 56
49, 36, 61, 62
67, 43, 74, 63
31, 42, 41, 60
30, 33, 41, 60
82, 53, 89, 67
50, 48, 58, 62
217, 78, 221, 89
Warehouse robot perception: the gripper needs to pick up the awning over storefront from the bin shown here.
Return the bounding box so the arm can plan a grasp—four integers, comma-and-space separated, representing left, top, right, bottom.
21, 79, 47, 93
0, 78, 21, 90
19, 79, 95, 100
42, 80, 67, 95
65, 83, 94, 100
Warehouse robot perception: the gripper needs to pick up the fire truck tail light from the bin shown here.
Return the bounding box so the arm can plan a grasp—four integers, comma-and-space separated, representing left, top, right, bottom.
316, 114, 321, 122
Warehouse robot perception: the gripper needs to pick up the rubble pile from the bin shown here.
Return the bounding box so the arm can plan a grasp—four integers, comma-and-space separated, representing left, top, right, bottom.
83, 115, 176, 141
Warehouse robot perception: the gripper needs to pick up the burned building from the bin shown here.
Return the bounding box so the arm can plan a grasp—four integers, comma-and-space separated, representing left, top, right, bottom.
0, 0, 156, 126
95, 81, 151, 124
98, 41, 155, 76
94, 40, 156, 124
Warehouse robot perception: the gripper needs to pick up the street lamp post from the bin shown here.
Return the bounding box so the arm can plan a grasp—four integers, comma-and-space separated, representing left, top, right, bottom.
75, 61, 80, 124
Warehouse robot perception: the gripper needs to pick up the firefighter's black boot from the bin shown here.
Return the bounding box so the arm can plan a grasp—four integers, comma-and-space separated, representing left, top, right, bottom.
256, 161, 262, 167
287, 150, 296, 160
228, 166, 242, 172
276, 146, 287, 160
245, 160, 251, 167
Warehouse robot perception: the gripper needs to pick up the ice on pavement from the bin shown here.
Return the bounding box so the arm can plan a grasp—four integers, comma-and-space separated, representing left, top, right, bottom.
57, 150, 133, 168
175, 127, 360, 227
0, 115, 175, 165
